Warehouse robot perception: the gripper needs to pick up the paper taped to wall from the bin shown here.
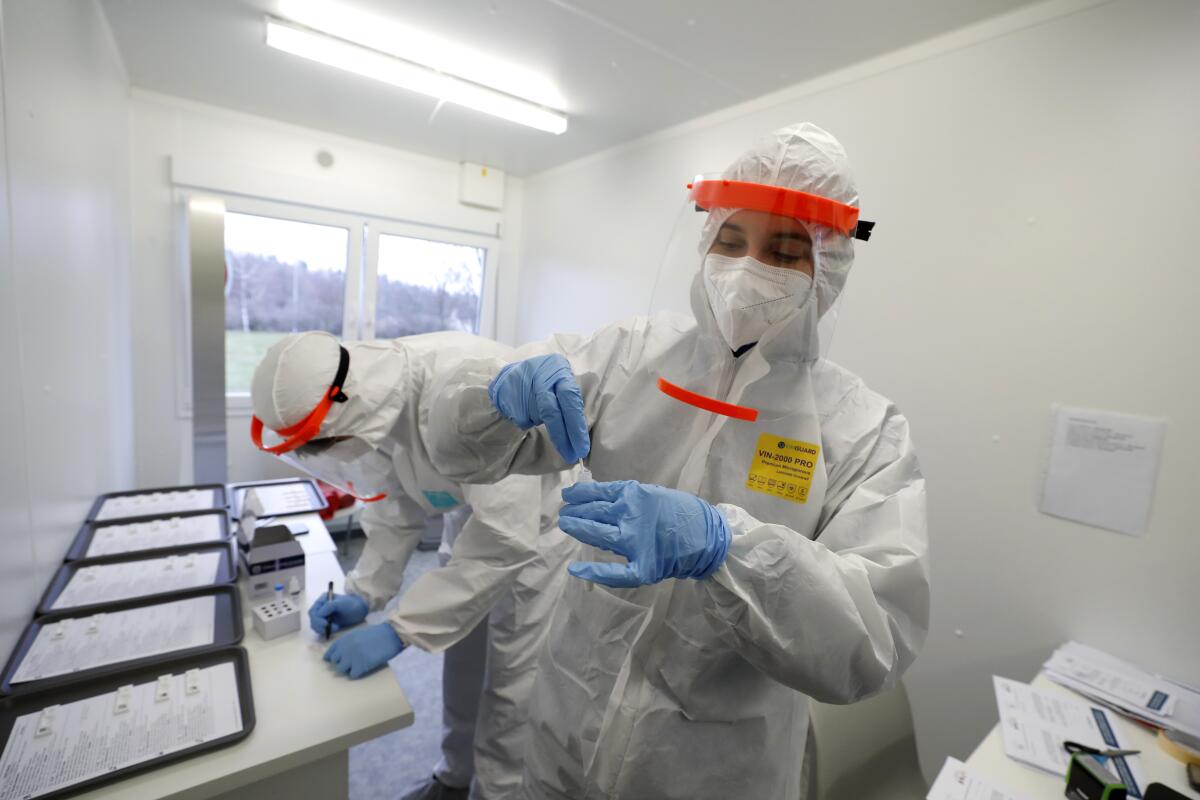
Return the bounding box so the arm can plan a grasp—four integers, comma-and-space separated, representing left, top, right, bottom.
1039, 406, 1166, 536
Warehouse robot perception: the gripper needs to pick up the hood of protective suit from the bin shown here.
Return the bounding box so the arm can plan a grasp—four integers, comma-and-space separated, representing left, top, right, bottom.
688, 122, 859, 362
252, 330, 511, 449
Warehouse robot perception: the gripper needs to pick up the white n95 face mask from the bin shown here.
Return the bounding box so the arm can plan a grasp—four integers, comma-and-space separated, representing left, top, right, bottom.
702, 254, 814, 351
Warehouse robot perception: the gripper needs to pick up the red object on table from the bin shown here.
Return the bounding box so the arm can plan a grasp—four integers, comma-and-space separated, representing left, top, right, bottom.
317, 481, 356, 520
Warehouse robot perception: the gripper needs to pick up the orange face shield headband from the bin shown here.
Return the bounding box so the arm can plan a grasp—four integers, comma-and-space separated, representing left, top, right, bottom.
688, 179, 874, 241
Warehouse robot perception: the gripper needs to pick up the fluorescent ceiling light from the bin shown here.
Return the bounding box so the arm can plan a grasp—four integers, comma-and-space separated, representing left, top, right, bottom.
265, 17, 568, 135
279, 0, 564, 109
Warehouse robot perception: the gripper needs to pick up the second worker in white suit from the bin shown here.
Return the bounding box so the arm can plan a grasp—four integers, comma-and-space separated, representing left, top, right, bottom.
422, 123, 931, 798
250, 330, 577, 800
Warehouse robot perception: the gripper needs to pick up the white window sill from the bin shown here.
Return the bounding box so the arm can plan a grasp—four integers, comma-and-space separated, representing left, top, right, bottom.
226, 392, 253, 416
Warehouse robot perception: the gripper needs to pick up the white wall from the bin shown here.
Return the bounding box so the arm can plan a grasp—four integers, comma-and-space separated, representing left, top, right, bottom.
512, 0, 1200, 777
0, 0, 132, 654
129, 92, 526, 486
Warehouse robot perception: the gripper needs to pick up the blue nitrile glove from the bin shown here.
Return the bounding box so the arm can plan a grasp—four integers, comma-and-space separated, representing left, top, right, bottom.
324, 622, 405, 679
308, 592, 369, 635
558, 480, 732, 588
488, 354, 590, 464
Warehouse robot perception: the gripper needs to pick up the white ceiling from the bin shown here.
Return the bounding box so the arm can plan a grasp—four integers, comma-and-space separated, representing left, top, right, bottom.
100, 0, 1040, 176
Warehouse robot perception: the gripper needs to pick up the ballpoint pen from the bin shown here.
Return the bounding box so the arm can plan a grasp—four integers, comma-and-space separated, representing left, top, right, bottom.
324, 580, 334, 640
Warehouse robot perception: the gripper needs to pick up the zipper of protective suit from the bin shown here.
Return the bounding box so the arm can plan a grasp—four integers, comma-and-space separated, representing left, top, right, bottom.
604, 352, 741, 794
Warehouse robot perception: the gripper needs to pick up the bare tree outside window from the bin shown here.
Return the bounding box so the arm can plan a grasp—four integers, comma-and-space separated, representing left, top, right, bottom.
220, 212, 485, 396
223, 212, 349, 392
375, 234, 485, 339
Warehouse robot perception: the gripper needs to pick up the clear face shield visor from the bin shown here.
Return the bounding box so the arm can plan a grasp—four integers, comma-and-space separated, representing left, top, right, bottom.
249, 344, 400, 502
648, 175, 874, 423
274, 436, 402, 502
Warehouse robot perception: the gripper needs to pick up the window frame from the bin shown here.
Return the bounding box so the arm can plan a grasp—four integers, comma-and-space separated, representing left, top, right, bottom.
210, 197, 499, 414
220, 196, 365, 412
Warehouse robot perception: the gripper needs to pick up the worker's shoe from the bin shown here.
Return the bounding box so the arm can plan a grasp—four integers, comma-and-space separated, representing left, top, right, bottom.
398, 775, 469, 800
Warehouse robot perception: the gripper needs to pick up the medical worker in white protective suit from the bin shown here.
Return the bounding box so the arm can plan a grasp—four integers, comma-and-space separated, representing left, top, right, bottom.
250, 330, 577, 800
422, 122, 931, 799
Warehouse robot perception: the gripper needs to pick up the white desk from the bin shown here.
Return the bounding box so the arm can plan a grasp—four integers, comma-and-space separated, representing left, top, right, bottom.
73, 515, 414, 800
966, 672, 1198, 798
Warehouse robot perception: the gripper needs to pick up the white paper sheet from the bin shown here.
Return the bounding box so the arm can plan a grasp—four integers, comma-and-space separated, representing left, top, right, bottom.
993, 676, 1148, 797
1043, 641, 1200, 738
0, 662, 242, 800
1039, 406, 1166, 536
50, 552, 222, 610
95, 488, 219, 521
85, 515, 225, 558
12, 597, 216, 684
927, 756, 1031, 800
1046, 642, 1179, 715
234, 482, 319, 518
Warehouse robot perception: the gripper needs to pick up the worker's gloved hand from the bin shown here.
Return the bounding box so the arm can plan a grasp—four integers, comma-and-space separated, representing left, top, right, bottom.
489, 354, 590, 464
559, 480, 731, 588
324, 623, 405, 679
308, 592, 369, 635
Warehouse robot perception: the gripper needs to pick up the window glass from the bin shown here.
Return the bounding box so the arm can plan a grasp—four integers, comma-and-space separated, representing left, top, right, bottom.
224, 212, 349, 392
374, 234, 485, 339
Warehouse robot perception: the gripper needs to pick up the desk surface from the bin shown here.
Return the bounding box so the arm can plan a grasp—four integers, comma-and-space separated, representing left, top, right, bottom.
73, 515, 414, 800
290, 511, 339, 556
966, 673, 1198, 798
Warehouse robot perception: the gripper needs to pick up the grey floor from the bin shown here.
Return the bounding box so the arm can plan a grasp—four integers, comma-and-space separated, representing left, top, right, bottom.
334, 535, 446, 800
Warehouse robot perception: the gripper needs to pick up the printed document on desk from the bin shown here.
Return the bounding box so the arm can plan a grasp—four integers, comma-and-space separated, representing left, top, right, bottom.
993, 676, 1148, 797
0, 662, 242, 800
1044, 641, 1200, 738
95, 488, 219, 521
51, 552, 221, 610
927, 757, 1031, 800
86, 515, 226, 558
12, 597, 216, 684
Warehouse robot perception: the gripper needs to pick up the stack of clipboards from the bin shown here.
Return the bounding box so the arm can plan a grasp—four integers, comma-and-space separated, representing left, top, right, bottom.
0, 479, 326, 799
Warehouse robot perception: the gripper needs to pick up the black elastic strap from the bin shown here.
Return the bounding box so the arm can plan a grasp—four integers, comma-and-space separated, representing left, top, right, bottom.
329, 346, 350, 403
698, 203, 876, 243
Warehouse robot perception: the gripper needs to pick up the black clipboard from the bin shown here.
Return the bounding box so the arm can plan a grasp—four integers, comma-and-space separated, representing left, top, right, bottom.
228, 477, 329, 520
0, 647, 255, 800
84, 483, 228, 523
63, 509, 233, 562
2, 586, 243, 696
37, 542, 237, 617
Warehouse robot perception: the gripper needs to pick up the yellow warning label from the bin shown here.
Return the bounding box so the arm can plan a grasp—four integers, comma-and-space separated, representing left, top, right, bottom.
745, 433, 820, 504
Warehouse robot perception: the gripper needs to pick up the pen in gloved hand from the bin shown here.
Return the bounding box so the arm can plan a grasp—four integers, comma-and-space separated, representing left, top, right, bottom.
324, 581, 334, 640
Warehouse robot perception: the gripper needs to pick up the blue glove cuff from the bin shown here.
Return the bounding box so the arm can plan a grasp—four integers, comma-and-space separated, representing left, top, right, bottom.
488, 363, 513, 414
689, 503, 731, 580
378, 622, 406, 653
489, 363, 528, 427
346, 593, 370, 619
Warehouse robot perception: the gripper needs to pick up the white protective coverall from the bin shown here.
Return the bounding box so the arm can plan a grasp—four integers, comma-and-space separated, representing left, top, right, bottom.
422, 124, 931, 799
252, 330, 578, 799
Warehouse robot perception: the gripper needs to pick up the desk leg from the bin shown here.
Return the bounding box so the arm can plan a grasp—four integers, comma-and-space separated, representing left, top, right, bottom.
211, 750, 349, 800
